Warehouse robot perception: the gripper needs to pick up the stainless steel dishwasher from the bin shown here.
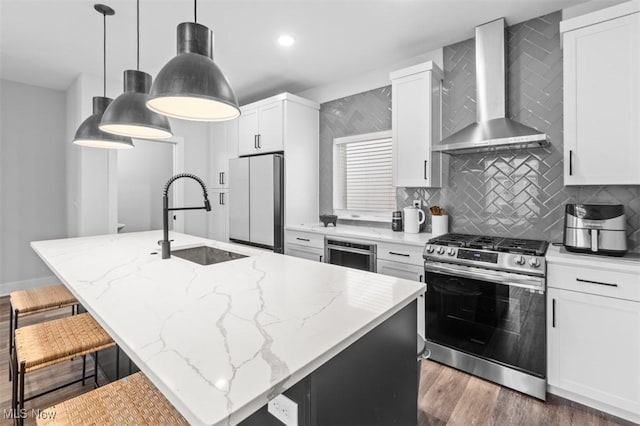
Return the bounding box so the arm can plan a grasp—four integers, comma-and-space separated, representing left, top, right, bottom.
325, 236, 377, 272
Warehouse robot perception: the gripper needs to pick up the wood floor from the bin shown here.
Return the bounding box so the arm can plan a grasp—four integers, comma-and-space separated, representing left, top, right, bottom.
0, 296, 634, 426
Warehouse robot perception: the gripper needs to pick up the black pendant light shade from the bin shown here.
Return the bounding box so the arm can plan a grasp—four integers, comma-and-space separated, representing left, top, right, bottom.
73, 4, 134, 149
146, 22, 240, 122
100, 70, 173, 138
74, 97, 135, 149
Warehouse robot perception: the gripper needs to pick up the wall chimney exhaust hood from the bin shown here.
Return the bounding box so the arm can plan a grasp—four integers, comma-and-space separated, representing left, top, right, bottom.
433, 18, 548, 155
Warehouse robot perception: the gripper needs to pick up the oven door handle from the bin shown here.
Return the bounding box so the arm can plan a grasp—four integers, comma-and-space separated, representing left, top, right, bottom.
326, 245, 375, 256
424, 262, 545, 292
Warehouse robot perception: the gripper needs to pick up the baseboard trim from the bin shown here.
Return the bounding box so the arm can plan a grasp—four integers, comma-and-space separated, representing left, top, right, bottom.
0, 275, 59, 296
548, 385, 640, 424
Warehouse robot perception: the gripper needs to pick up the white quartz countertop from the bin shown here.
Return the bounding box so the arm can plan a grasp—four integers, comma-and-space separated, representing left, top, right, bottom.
286, 223, 433, 246
546, 244, 640, 273
31, 231, 424, 426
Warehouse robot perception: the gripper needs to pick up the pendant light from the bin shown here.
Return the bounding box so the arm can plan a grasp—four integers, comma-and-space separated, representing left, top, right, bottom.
146, 0, 240, 122
73, 4, 134, 149
99, 0, 173, 139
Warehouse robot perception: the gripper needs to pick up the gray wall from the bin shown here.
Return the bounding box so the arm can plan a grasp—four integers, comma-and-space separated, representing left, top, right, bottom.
117, 139, 174, 233
319, 11, 640, 248
0, 79, 67, 289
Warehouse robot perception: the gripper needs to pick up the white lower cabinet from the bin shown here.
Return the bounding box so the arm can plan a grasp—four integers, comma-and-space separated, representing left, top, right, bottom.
284, 244, 323, 263
547, 272, 640, 422
208, 190, 228, 242
377, 259, 425, 340
284, 230, 324, 262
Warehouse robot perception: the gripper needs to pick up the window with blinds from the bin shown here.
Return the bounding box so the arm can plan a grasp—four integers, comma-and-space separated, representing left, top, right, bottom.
333, 132, 395, 214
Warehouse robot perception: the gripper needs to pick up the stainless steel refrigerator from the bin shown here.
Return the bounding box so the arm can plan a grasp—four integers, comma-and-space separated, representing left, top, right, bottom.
228, 154, 284, 253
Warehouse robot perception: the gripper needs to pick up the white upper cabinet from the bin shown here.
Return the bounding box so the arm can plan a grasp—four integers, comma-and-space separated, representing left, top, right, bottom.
209, 120, 238, 189
234, 93, 320, 227
561, 3, 640, 185
238, 100, 284, 156
390, 61, 444, 188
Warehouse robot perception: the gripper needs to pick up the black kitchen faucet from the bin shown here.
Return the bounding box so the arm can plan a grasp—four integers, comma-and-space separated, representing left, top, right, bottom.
160, 173, 211, 259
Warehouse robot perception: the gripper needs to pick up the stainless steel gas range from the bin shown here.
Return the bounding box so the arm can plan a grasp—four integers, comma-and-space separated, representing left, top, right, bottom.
423, 233, 548, 400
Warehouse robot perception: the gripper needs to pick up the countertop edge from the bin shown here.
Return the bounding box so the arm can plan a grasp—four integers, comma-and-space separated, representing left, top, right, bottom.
285, 224, 432, 247
545, 245, 640, 273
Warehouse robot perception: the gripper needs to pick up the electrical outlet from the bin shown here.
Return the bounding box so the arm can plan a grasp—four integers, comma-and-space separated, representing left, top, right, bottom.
413, 200, 422, 208
268, 394, 298, 426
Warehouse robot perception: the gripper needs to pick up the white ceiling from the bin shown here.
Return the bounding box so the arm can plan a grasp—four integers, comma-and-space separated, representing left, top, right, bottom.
1, 0, 600, 104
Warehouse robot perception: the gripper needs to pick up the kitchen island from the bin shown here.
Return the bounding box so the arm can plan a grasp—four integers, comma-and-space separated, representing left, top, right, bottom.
31, 231, 424, 425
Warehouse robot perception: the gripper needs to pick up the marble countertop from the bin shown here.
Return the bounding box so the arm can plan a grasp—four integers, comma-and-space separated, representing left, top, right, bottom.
31, 231, 424, 426
546, 244, 640, 273
286, 223, 433, 247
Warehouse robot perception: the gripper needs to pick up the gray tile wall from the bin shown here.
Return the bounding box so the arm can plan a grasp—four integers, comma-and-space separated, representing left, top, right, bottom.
319, 86, 392, 215
319, 11, 640, 249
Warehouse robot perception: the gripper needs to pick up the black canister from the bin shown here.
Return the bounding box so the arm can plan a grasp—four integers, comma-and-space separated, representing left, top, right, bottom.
392, 211, 403, 231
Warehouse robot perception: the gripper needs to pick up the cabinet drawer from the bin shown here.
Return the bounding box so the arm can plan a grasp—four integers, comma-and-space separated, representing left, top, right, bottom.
548, 263, 640, 302
285, 244, 324, 263
376, 242, 424, 266
285, 230, 324, 249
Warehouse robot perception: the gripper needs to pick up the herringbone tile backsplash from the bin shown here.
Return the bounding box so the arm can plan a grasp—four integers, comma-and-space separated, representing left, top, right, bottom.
320, 11, 640, 249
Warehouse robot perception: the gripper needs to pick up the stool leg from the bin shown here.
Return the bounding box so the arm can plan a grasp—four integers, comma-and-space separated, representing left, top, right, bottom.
94, 351, 99, 387
82, 355, 86, 386
18, 361, 25, 426
115, 346, 120, 380
9, 309, 19, 382
11, 348, 18, 415
8, 304, 13, 381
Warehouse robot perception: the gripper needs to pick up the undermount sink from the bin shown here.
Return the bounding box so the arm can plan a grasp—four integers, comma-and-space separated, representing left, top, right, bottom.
171, 245, 247, 266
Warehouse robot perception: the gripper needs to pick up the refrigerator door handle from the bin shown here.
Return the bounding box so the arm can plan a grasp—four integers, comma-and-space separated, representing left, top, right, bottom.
273, 154, 284, 254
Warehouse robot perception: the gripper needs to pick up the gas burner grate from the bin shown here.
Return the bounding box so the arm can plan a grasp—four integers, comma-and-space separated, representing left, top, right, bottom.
428, 233, 477, 247
496, 238, 549, 256
467, 236, 503, 250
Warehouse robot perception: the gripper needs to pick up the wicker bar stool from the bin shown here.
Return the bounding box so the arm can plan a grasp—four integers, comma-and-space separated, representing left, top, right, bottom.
9, 284, 78, 369
37, 372, 188, 425
11, 313, 116, 426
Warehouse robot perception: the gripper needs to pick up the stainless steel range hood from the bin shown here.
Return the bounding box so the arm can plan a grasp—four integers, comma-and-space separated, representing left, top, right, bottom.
433, 18, 548, 155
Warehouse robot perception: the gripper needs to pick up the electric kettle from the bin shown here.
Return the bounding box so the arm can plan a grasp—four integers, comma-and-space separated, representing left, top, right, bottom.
403, 206, 425, 234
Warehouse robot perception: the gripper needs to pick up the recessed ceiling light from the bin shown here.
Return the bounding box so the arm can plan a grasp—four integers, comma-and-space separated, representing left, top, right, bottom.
278, 35, 295, 47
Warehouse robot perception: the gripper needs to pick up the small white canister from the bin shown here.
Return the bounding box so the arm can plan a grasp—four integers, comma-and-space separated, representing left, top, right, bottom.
431, 215, 449, 238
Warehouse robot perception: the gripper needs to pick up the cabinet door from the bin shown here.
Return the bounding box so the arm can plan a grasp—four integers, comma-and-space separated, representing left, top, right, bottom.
377, 259, 426, 339
238, 107, 260, 156
228, 158, 250, 242
392, 71, 441, 188
208, 190, 228, 242
563, 13, 640, 185
257, 100, 284, 153
209, 122, 228, 189
284, 243, 324, 262
548, 288, 640, 415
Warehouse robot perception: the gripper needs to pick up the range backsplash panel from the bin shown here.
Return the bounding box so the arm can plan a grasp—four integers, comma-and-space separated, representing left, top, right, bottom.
319, 11, 640, 249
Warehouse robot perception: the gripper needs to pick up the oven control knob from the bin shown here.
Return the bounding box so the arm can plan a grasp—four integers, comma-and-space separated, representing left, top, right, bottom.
514, 255, 526, 265
529, 258, 541, 268
437, 246, 445, 255
426, 245, 434, 253
447, 248, 456, 256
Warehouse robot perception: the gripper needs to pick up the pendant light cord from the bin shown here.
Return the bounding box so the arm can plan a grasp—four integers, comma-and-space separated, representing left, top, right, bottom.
194, 0, 197, 23
136, 0, 140, 71
103, 12, 106, 97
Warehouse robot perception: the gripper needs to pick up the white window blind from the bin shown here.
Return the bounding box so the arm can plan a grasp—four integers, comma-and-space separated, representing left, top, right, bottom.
334, 135, 395, 212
